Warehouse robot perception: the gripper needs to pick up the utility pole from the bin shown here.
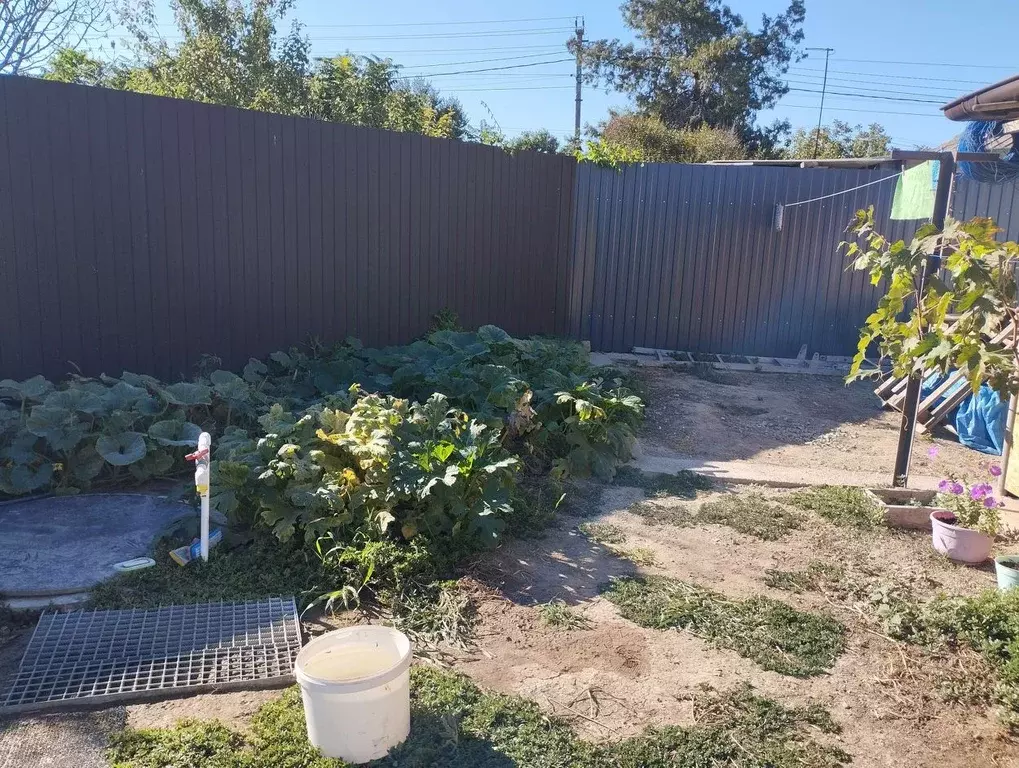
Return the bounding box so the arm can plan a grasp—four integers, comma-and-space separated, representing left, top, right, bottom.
574, 17, 585, 146
806, 47, 834, 158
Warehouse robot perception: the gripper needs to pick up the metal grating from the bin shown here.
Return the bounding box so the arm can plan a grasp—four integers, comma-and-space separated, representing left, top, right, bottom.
2, 597, 301, 714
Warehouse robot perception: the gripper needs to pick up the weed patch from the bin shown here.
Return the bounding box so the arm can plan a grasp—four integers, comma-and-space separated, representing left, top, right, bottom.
578, 522, 627, 545
603, 576, 846, 677
538, 599, 591, 630
764, 564, 827, 593
698, 492, 802, 540
89, 535, 323, 610
618, 546, 657, 566
0, 604, 38, 647
389, 580, 477, 650
109, 666, 848, 768
788, 486, 884, 528
613, 466, 713, 499
627, 499, 687, 526
882, 587, 1019, 728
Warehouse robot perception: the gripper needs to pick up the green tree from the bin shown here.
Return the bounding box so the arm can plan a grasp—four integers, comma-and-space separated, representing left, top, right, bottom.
505, 129, 561, 154
599, 110, 745, 162
308, 56, 466, 139
576, 0, 804, 156
786, 120, 891, 159
116, 0, 310, 114
45, 0, 467, 140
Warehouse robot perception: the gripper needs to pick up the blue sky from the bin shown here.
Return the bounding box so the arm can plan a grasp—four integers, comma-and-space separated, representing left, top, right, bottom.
109, 0, 1018, 150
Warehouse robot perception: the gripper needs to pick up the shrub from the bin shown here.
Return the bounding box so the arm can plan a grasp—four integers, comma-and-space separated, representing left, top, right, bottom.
1, 327, 643, 607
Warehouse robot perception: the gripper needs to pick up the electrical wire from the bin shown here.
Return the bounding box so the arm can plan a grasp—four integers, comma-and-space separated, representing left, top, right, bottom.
787, 66, 987, 87
785, 73, 967, 99
396, 52, 569, 69
785, 79, 955, 102
394, 58, 573, 79
778, 103, 947, 119
831, 57, 1016, 70
787, 87, 944, 105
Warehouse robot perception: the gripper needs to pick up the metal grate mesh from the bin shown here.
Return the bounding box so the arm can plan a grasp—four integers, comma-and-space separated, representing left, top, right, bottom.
2, 597, 301, 713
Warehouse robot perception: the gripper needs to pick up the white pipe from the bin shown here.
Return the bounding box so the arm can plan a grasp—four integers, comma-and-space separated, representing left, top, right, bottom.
195, 432, 212, 561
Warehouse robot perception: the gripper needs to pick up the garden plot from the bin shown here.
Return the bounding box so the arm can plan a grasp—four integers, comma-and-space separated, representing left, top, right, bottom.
451, 482, 1015, 767
636, 366, 989, 480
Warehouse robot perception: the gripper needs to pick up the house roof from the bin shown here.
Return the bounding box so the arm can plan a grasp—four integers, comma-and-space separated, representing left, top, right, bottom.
942, 74, 1019, 122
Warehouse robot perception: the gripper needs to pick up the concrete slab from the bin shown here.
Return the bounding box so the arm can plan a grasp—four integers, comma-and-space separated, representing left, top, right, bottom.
0, 494, 196, 597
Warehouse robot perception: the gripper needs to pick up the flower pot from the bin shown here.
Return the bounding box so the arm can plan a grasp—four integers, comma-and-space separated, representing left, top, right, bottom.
995, 556, 1019, 590
930, 510, 993, 564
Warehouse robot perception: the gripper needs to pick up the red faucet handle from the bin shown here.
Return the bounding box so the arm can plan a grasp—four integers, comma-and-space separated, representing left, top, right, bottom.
185, 448, 210, 462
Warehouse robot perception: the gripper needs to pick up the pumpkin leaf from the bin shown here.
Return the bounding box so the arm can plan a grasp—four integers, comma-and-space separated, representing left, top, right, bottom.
96, 432, 147, 466
148, 420, 202, 447
25, 405, 89, 452
160, 382, 212, 406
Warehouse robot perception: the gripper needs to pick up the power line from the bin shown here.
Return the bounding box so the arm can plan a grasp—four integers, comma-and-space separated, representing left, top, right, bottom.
831, 57, 1016, 70
778, 102, 947, 118
787, 87, 944, 105
398, 52, 570, 69
785, 79, 956, 102
787, 66, 987, 87
786, 71, 970, 98
395, 58, 573, 79
449, 85, 574, 92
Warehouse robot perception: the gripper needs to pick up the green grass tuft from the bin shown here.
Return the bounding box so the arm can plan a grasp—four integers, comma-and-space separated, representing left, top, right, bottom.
613, 467, 713, 499
617, 546, 657, 566
578, 522, 627, 545
603, 576, 846, 677
627, 500, 687, 526
698, 492, 802, 540
788, 486, 884, 528
108, 667, 849, 768
538, 599, 591, 630
89, 535, 323, 610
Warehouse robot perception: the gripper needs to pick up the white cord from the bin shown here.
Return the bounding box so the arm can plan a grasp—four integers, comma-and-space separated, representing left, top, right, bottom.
782, 170, 903, 209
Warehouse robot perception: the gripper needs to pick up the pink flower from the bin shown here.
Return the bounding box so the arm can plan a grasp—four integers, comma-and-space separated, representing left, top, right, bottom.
928, 446, 940, 459
984, 496, 999, 508
938, 479, 951, 492
950, 482, 964, 495
971, 483, 993, 500
990, 464, 1003, 477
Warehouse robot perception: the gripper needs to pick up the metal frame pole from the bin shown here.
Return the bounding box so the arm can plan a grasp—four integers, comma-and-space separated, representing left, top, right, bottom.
892, 152, 955, 487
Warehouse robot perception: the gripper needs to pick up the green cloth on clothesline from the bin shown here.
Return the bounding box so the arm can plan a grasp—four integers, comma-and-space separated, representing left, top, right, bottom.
890, 160, 938, 220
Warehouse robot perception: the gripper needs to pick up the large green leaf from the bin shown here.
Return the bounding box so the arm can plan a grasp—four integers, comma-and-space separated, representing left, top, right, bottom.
210, 370, 250, 402
0, 375, 53, 401
148, 420, 202, 447
101, 380, 150, 411
44, 388, 106, 415
129, 448, 174, 481
119, 371, 161, 390
96, 432, 147, 466
25, 405, 89, 452
68, 444, 105, 483
2, 462, 54, 494
242, 359, 268, 384
160, 382, 212, 406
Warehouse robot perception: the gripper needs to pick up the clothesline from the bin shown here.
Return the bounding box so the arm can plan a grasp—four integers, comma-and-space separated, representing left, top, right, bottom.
782, 170, 905, 209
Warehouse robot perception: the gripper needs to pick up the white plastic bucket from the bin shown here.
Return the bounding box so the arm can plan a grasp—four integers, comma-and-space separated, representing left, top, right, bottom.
294, 625, 412, 763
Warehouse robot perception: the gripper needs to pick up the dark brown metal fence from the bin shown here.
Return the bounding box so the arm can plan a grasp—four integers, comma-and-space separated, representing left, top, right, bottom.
566, 162, 926, 358
4, 75, 1019, 380
0, 76, 575, 380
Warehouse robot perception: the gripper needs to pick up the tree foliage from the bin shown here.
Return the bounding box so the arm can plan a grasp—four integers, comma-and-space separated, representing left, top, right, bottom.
1, 0, 108, 74
44, 0, 465, 139
576, 0, 805, 156
505, 128, 562, 154
786, 120, 891, 159
600, 110, 746, 162
844, 208, 1019, 397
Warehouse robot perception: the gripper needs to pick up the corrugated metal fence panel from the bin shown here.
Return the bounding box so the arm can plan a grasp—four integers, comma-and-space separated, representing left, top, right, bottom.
0, 77, 575, 380
953, 176, 1019, 240
569, 162, 917, 357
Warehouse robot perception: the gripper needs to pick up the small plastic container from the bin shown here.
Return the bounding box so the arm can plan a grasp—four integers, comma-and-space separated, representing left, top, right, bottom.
995, 556, 1019, 591
294, 626, 412, 764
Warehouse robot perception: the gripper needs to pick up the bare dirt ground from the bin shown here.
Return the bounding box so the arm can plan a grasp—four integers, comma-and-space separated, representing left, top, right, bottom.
455, 484, 1016, 768
636, 366, 991, 480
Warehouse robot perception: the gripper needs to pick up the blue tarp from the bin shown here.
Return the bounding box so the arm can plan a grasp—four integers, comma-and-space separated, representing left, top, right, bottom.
921, 373, 1006, 455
